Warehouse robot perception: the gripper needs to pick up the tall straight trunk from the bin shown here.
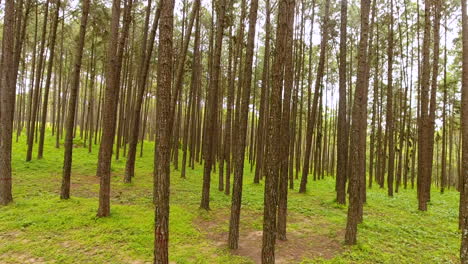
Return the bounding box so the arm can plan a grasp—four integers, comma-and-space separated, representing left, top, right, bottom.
222, 25, 234, 194
460, 0, 468, 260
153, 0, 173, 262
396, 9, 409, 193
417, 0, 432, 211
12, 0, 32, 142
26, 6, 38, 147
56, 17, 65, 149
298, 1, 315, 182
0, 0, 16, 205
169, 0, 200, 141
369, 58, 377, 188
124, 1, 161, 182
441, 21, 448, 193
26, 0, 50, 162
228, 0, 259, 249
169, 0, 200, 173
87, 39, 96, 154
231, 0, 247, 180
299, 0, 330, 193
254, 0, 271, 184
97, 0, 131, 217
289, 2, 305, 189
386, 0, 395, 197
404, 2, 414, 190
344, 0, 371, 245
277, 0, 295, 240
38, 0, 61, 159
425, 0, 442, 203
361, 0, 376, 205
200, 0, 227, 210
60, 0, 91, 199
190, 33, 202, 170
181, 7, 201, 179
336, 0, 348, 204
261, 0, 292, 262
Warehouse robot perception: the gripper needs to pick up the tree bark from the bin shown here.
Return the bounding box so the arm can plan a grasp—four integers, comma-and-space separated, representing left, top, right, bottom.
97, 0, 132, 217
299, 0, 330, 193
0, 0, 16, 205
386, 0, 395, 197
153, 0, 173, 262
459, 0, 468, 260
261, 0, 292, 262
26, 0, 50, 162
228, 0, 259, 249
344, 0, 371, 245
124, 1, 161, 182
38, 0, 61, 159
417, 0, 432, 212
60, 0, 91, 200
336, 0, 349, 205
253, 0, 271, 184
200, 0, 227, 210
277, 0, 295, 241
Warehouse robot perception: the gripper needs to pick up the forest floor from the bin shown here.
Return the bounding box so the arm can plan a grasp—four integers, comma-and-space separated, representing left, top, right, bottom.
0, 134, 461, 263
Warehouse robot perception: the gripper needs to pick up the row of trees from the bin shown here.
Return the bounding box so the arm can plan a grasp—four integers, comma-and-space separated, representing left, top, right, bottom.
0, 0, 467, 263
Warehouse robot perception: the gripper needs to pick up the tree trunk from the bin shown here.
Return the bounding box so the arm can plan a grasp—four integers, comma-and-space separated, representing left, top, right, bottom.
97, 0, 132, 217
26, 0, 50, 162
344, 0, 371, 245
60, 0, 91, 200
417, 0, 432, 212
261, 0, 293, 262
299, 0, 330, 193
38, 0, 61, 159
0, 0, 16, 205
277, 0, 295, 240
228, 0, 259, 248
336, 0, 348, 205
181, 5, 201, 179
253, 0, 271, 184
153, 0, 174, 262
459, 0, 468, 260
386, 0, 395, 197
124, 1, 161, 182
200, 0, 227, 210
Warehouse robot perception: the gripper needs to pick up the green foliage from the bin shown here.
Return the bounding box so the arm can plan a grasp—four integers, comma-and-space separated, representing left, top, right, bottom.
0, 132, 460, 263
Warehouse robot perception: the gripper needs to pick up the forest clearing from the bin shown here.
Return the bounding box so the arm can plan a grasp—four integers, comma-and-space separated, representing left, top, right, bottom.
0, 0, 467, 263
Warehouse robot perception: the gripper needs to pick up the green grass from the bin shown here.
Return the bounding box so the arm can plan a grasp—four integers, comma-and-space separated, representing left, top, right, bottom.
0, 132, 460, 263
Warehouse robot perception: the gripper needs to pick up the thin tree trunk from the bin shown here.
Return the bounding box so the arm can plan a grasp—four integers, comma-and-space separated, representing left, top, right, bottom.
38, 0, 61, 159
386, 0, 395, 197
299, 0, 329, 193
228, 0, 259, 249
336, 0, 348, 204
181, 6, 201, 179
200, 0, 227, 210
254, 0, 271, 184
97, 0, 132, 217
417, 0, 432, 212
26, 0, 50, 162
344, 0, 371, 245
61, 0, 91, 200
124, 1, 161, 182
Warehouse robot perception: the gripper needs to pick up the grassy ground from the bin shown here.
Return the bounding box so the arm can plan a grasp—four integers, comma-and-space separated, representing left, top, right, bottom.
0, 133, 461, 263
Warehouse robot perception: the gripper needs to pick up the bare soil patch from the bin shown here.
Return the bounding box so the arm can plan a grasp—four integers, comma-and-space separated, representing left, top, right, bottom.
194, 209, 343, 263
